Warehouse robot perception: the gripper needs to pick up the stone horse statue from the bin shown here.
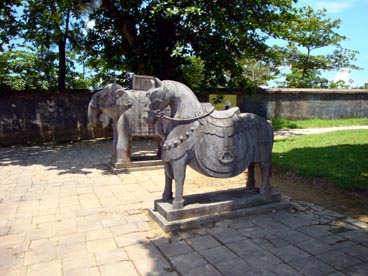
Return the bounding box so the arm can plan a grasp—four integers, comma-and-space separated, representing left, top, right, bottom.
88, 83, 159, 166
143, 79, 274, 209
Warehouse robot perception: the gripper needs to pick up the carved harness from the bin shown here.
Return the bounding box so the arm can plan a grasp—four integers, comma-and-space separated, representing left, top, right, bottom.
159, 103, 256, 178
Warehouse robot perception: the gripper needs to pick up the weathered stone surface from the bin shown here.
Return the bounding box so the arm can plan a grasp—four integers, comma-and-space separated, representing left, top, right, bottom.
169, 252, 208, 275
144, 78, 275, 218
149, 195, 290, 232
154, 188, 282, 221
1, 136, 368, 276
289, 256, 335, 276
316, 250, 362, 270
88, 79, 162, 167
186, 235, 221, 251
1, 87, 367, 146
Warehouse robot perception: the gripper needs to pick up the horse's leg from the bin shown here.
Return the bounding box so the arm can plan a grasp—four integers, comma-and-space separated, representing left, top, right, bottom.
162, 162, 173, 201
245, 162, 256, 190
172, 158, 187, 209
156, 138, 162, 159
259, 161, 272, 200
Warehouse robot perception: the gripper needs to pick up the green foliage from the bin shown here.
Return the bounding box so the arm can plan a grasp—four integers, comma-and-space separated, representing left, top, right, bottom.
0, 46, 93, 90
20, 0, 91, 90
84, 0, 296, 88
0, 0, 21, 51
0, 47, 57, 90
281, 67, 329, 88
272, 117, 368, 130
329, 80, 351, 89
180, 56, 205, 90
277, 7, 360, 88
273, 130, 368, 191
211, 94, 224, 105
0, 1, 362, 90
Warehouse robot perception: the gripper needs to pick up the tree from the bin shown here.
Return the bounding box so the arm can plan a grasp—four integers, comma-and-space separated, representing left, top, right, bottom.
0, 46, 58, 90
278, 6, 360, 88
85, 0, 297, 88
0, 0, 21, 51
240, 57, 282, 87
22, 0, 91, 91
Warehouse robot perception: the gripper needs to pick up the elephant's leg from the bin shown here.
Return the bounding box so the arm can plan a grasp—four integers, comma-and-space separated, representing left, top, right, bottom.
172, 158, 187, 209
245, 163, 256, 190
162, 163, 173, 201
259, 161, 272, 200
116, 115, 131, 164
112, 122, 118, 165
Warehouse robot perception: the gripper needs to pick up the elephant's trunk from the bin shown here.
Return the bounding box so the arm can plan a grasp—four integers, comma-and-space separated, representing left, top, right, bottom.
88, 102, 100, 127
88, 102, 111, 128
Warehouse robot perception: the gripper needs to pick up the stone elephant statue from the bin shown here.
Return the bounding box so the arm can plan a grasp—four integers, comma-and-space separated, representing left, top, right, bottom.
88, 83, 133, 165
88, 83, 159, 166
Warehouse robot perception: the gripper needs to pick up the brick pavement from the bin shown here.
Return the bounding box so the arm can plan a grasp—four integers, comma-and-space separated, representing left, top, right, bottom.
0, 139, 367, 276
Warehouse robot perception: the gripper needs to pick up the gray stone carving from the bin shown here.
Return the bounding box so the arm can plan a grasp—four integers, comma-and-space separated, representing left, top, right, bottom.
144, 78, 274, 209
88, 82, 158, 166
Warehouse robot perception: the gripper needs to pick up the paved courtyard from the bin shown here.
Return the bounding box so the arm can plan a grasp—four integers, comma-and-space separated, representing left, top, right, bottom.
0, 139, 367, 276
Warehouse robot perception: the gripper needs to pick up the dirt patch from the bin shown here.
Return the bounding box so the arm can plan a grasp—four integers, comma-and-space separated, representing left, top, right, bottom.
181, 166, 368, 224
270, 166, 368, 223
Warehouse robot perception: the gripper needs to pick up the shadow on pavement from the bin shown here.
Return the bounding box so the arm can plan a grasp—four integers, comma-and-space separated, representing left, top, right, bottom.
0, 139, 112, 175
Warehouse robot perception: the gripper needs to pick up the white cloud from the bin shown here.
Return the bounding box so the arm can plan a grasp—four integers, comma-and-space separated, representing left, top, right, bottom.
334, 69, 351, 82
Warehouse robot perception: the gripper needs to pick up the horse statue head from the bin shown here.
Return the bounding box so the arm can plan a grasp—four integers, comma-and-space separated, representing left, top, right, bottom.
143, 78, 175, 125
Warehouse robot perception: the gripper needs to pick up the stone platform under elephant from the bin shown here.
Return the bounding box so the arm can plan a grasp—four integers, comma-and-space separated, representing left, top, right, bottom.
111, 158, 164, 174
111, 138, 164, 174
148, 188, 291, 232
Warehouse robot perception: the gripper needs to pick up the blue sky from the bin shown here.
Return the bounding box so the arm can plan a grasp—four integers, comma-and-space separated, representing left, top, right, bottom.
296, 0, 368, 87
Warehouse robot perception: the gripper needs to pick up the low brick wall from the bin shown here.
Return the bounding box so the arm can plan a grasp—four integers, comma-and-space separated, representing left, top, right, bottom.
1, 88, 367, 146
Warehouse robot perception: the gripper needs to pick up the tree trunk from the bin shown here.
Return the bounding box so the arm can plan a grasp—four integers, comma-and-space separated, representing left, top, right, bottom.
57, 7, 71, 91
301, 48, 311, 80
58, 40, 66, 91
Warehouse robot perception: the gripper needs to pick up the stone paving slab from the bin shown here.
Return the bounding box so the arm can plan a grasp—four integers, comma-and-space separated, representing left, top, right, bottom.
0, 140, 367, 276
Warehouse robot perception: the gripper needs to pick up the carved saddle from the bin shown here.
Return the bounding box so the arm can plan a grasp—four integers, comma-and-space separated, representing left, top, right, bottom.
195, 103, 255, 178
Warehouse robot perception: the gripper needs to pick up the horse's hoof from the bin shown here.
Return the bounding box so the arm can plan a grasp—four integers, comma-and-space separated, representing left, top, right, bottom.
260, 187, 272, 201
162, 193, 173, 202
172, 199, 184, 209
245, 185, 256, 191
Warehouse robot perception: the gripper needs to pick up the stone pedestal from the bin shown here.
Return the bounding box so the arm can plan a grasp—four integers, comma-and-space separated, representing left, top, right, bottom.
149, 188, 290, 232
111, 159, 164, 174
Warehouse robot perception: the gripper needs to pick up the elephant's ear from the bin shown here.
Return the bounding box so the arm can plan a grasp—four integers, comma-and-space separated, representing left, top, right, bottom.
115, 89, 133, 109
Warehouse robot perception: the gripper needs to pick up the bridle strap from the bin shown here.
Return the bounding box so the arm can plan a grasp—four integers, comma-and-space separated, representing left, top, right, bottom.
155, 106, 215, 122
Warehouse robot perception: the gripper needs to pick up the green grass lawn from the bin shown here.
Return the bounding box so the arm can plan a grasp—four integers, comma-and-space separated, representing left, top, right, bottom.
272, 129, 368, 191
272, 117, 368, 131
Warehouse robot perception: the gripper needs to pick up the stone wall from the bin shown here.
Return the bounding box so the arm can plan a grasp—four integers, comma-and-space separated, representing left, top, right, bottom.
0, 90, 112, 146
234, 88, 368, 119
1, 88, 368, 146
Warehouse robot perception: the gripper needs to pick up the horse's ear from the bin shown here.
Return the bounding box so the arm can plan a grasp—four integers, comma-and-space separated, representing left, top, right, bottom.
154, 78, 163, 88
